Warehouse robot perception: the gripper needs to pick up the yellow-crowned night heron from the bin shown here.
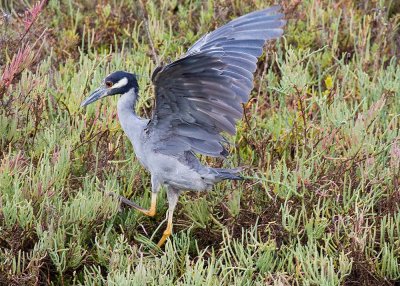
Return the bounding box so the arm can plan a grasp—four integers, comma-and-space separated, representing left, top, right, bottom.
81, 6, 285, 247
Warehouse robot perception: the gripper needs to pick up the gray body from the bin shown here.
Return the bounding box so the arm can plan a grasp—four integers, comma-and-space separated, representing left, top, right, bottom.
117, 91, 232, 193
81, 6, 286, 228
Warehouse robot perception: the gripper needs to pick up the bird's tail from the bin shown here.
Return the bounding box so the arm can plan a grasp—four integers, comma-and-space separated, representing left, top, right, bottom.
210, 167, 244, 181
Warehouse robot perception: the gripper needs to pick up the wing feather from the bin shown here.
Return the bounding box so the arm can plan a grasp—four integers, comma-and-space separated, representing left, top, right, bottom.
148, 6, 286, 157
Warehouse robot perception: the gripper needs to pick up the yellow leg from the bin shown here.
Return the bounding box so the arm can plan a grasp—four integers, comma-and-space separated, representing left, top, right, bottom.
157, 208, 174, 247
142, 192, 157, 217
118, 192, 157, 217
155, 187, 179, 247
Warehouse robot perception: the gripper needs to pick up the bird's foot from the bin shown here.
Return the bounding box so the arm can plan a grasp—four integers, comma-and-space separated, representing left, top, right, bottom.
116, 192, 157, 217
142, 208, 156, 217
157, 230, 171, 247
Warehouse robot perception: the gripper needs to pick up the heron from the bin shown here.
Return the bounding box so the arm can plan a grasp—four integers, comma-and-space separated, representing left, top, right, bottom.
81, 6, 285, 247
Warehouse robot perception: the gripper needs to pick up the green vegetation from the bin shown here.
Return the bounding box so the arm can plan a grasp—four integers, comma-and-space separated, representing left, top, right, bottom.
1, 0, 399, 285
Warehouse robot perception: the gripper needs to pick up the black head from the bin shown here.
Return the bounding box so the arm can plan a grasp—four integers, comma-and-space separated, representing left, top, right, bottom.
81, 71, 138, 107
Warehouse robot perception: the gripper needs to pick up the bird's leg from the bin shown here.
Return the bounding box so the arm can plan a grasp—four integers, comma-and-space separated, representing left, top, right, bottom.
142, 192, 157, 216
117, 176, 160, 217
117, 192, 157, 217
157, 207, 174, 247
157, 187, 179, 247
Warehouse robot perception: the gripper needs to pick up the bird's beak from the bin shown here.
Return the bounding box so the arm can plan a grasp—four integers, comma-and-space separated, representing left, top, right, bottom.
81, 86, 108, 107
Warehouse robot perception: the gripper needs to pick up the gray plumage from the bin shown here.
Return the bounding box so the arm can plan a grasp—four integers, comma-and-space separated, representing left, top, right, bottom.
81, 6, 286, 246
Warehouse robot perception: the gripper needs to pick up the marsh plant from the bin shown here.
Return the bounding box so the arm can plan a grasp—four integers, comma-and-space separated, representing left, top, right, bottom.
0, 0, 399, 285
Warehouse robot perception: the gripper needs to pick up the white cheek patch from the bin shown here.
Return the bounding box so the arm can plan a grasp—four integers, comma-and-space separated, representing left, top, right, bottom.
112, 77, 128, 89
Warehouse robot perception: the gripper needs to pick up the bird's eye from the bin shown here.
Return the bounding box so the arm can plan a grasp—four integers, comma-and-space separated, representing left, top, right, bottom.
105, 81, 113, 88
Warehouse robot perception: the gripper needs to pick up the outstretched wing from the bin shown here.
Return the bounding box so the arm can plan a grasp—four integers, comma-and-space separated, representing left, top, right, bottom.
147, 6, 286, 157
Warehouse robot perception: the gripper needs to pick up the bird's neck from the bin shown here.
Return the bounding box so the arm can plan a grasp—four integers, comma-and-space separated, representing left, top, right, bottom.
117, 88, 145, 137
117, 88, 138, 114
117, 88, 149, 168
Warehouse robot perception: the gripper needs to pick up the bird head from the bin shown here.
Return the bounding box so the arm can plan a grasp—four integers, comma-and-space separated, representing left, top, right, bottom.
81, 71, 138, 107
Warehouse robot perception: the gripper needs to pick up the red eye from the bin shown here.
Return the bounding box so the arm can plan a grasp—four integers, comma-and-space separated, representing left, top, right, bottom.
105, 81, 113, 88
